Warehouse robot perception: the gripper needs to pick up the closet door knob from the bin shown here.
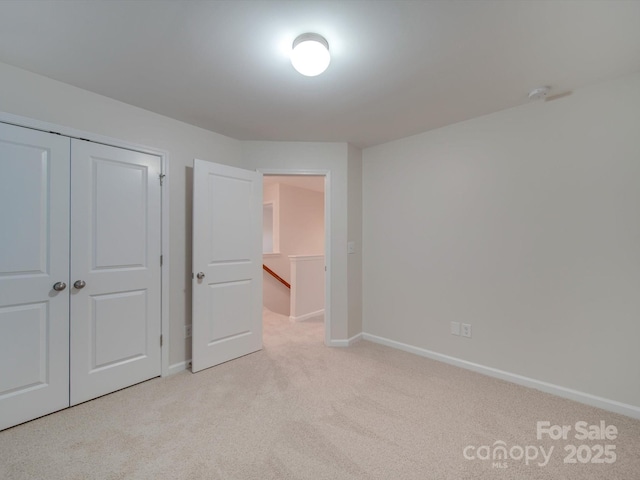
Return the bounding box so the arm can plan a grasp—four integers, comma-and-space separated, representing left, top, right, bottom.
74, 280, 86, 289
53, 282, 67, 292
196, 272, 205, 280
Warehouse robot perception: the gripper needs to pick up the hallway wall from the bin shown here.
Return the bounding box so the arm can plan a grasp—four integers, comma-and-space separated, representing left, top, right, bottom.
263, 181, 324, 316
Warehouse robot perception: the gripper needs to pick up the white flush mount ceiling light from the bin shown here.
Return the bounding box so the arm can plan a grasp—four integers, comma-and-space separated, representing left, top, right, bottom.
291, 33, 330, 77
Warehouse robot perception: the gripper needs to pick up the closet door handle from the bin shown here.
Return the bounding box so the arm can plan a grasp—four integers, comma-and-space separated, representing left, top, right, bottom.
196, 272, 205, 280
74, 280, 86, 289
53, 282, 67, 292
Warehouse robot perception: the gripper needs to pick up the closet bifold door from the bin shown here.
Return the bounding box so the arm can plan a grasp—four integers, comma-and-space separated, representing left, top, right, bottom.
0, 123, 70, 431
69, 140, 161, 406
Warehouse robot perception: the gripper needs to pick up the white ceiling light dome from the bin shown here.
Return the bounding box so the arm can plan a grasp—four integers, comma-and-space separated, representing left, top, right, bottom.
291, 33, 330, 77
528, 86, 551, 101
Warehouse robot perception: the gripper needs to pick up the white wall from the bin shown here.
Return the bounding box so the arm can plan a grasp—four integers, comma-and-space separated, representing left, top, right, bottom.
0, 61, 243, 367
289, 255, 325, 321
242, 142, 353, 341
363, 72, 640, 409
347, 144, 363, 338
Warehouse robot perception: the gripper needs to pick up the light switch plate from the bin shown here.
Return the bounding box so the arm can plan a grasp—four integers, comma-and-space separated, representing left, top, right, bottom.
451, 322, 460, 336
347, 241, 356, 254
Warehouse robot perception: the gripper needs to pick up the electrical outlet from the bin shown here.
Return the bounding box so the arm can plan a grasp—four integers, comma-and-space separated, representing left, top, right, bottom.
450, 321, 460, 336
461, 323, 472, 338
185, 325, 192, 338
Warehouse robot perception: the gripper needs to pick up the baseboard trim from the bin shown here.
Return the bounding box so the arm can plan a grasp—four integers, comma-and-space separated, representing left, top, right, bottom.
329, 332, 363, 347
290, 309, 324, 323
167, 360, 191, 376
362, 333, 640, 420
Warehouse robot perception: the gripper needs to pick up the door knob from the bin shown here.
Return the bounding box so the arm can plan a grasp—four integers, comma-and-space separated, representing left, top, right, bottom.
196, 272, 205, 280
53, 282, 67, 291
74, 280, 86, 289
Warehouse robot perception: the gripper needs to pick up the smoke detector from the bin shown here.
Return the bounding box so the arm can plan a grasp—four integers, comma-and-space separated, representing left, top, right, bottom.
528, 86, 551, 101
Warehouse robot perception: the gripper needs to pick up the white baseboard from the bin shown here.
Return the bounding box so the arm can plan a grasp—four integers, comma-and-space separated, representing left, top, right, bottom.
362, 333, 640, 420
167, 360, 191, 376
290, 309, 324, 322
329, 332, 363, 347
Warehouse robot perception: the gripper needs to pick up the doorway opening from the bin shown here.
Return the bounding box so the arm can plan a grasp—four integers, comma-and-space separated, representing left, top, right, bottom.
260, 172, 329, 346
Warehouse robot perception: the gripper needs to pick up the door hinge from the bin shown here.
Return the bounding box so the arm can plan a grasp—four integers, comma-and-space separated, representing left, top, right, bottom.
159, 173, 166, 186
160, 334, 163, 347
160, 255, 163, 266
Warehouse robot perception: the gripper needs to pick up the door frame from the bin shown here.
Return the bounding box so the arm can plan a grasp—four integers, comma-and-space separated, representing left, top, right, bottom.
258, 169, 331, 347
0, 111, 171, 377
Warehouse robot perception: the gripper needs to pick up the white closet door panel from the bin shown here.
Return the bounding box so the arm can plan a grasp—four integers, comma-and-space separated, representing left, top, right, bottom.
70, 140, 161, 406
0, 123, 70, 431
192, 160, 262, 373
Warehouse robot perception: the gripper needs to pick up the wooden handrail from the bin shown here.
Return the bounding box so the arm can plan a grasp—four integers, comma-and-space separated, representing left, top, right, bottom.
263, 264, 290, 289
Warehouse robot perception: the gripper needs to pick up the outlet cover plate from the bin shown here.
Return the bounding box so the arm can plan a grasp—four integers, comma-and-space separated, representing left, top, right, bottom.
461, 323, 472, 338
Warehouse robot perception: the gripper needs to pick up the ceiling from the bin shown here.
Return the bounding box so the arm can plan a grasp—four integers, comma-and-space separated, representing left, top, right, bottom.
0, 1, 639, 148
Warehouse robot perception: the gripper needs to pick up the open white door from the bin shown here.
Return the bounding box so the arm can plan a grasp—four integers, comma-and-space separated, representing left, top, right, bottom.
192, 160, 263, 373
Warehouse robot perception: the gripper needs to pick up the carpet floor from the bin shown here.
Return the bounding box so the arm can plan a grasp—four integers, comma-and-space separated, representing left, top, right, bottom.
1, 309, 639, 479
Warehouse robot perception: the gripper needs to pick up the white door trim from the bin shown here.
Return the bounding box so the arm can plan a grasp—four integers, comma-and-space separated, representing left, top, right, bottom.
0, 111, 171, 377
258, 169, 331, 347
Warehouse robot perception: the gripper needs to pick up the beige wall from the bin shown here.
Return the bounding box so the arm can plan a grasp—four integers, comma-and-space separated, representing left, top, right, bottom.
263, 182, 324, 316
363, 72, 640, 408
0, 61, 243, 367
262, 183, 289, 315
280, 182, 325, 256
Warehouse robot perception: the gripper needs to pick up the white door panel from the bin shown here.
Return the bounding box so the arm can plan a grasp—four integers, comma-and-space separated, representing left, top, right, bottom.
70, 140, 161, 406
0, 123, 70, 430
192, 160, 262, 372
207, 173, 255, 262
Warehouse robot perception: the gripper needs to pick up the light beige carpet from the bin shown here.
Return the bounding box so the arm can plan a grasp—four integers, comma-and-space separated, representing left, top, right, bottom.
1, 309, 639, 479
